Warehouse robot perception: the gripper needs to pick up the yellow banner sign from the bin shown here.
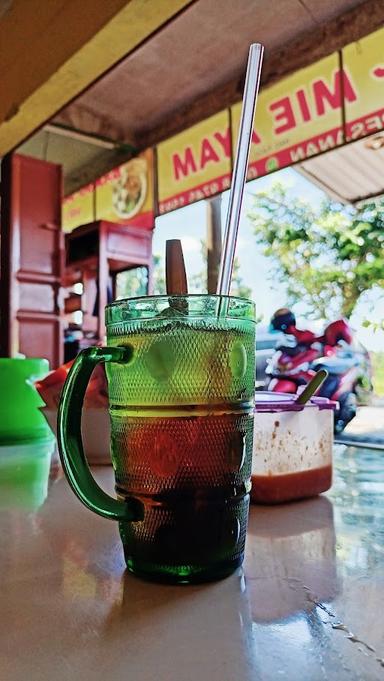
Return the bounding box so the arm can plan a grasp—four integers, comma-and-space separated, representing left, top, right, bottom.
95, 148, 154, 228
232, 53, 346, 177
62, 29, 383, 221
342, 27, 384, 141
157, 110, 231, 214
62, 184, 94, 233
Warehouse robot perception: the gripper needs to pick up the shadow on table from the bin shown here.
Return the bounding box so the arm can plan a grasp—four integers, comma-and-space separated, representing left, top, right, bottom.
245, 496, 339, 623
100, 566, 261, 681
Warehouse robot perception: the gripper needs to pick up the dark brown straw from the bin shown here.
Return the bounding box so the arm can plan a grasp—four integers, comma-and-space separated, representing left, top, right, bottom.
165, 239, 188, 295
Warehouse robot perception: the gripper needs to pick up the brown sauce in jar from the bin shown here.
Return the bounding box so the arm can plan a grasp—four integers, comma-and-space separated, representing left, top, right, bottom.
251, 464, 332, 505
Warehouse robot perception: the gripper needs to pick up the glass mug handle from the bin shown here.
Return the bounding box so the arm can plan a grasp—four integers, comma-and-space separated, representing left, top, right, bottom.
57, 346, 143, 522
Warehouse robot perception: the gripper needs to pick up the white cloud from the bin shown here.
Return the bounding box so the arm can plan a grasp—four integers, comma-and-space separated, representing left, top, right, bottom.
181, 235, 201, 253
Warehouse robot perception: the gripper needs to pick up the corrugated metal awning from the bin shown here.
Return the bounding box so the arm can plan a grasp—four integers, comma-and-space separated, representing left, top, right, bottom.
297, 133, 384, 204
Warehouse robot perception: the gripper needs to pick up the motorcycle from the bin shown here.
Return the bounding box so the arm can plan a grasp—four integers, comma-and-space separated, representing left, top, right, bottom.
266, 309, 372, 434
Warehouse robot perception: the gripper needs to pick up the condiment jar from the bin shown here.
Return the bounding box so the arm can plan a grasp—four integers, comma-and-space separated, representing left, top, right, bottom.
251, 392, 337, 504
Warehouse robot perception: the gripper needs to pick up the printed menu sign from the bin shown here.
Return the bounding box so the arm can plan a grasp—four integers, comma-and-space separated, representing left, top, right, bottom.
157, 110, 231, 214
95, 148, 154, 228
231, 53, 345, 178
62, 28, 383, 221
342, 27, 384, 141
62, 184, 94, 233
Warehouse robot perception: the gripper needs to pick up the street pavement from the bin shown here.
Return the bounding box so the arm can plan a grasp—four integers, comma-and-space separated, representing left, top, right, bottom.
335, 402, 384, 447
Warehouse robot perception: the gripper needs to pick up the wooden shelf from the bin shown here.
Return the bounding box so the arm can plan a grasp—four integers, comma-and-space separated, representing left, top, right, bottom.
64, 292, 82, 314
64, 220, 153, 341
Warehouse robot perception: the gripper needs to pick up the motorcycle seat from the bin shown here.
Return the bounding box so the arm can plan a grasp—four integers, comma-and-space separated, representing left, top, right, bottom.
275, 344, 305, 357
313, 356, 357, 374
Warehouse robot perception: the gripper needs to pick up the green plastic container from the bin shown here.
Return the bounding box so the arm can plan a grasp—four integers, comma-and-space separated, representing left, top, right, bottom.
0, 439, 55, 510
0, 358, 53, 443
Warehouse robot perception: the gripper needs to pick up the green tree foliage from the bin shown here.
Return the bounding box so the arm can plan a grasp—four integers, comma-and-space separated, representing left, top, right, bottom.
248, 183, 384, 319
229, 257, 253, 300
114, 256, 166, 297
371, 351, 384, 396
152, 242, 252, 299
152, 254, 166, 295
115, 266, 149, 299
190, 240, 252, 299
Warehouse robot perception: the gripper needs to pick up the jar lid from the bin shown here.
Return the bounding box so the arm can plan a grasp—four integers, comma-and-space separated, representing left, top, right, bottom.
309, 396, 338, 411
254, 391, 337, 412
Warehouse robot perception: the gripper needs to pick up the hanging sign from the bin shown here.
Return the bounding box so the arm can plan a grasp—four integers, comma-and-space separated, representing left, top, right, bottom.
95, 148, 154, 228
231, 53, 346, 178
342, 27, 384, 141
157, 110, 231, 214
62, 184, 94, 233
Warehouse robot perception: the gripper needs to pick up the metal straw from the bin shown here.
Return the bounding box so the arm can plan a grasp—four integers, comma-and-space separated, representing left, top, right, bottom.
216, 43, 264, 296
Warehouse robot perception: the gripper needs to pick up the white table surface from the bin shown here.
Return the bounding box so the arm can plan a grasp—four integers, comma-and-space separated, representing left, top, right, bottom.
0, 442, 383, 681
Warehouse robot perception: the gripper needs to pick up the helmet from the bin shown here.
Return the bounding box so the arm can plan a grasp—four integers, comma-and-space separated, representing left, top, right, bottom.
323, 319, 353, 346
270, 308, 296, 332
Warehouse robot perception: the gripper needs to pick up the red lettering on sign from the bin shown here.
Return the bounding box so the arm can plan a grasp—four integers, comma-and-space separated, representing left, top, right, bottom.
289, 129, 344, 162
252, 129, 262, 144
200, 138, 220, 169
296, 89, 311, 122
290, 146, 306, 163
214, 128, 231, 157
317, 131, 342, 151
366, 114, 383, 132
269, 97, 296, 134
173, 147, 197, 180
313, 70, 357, 115
348, 121, 365, 140
69, 207, 81, 218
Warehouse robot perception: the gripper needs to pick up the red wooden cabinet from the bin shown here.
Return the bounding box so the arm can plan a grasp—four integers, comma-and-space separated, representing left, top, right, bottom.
0, 154, 64, 368
64, 220, 153, 342
0, 156, 155, 367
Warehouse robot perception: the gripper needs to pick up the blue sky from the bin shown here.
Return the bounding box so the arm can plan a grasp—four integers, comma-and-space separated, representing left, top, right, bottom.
153, 168, 384, 352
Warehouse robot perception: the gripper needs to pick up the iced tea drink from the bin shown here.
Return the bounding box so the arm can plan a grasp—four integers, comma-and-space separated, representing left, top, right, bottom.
106, 295, 256, 582
58, 295, 256, 583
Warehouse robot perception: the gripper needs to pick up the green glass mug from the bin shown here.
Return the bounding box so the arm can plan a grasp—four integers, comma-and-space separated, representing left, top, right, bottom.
58, 295, 256, 583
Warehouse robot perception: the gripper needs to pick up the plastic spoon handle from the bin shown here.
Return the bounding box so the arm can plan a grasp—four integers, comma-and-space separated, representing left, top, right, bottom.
166, 239, 188, 295
296, 369, 328, 405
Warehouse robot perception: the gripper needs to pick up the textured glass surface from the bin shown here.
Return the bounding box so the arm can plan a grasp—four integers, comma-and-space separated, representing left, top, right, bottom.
106, 295, 255, 407
113, 411, 253, 582
106, 294, 255, 323
59, 296, 256, 583
106, 295, 256, 582
106, 319, 255, 406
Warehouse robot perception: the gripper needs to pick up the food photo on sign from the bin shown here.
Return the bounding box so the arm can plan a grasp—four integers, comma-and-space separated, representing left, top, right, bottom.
111, 157, 148, 219
94, 148, 154, 229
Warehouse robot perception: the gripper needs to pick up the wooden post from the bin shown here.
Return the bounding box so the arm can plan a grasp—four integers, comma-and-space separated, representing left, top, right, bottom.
206, 195, 222, 294
165, 240, 188, 295
98, 223, 108, 342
